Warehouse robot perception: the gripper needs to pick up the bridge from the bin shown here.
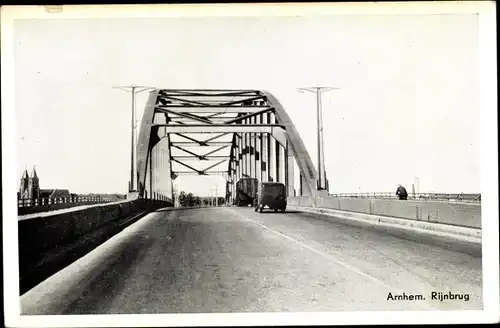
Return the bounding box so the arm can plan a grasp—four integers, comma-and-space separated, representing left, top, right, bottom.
133, 89, 322, 204
18, 89, 482, 314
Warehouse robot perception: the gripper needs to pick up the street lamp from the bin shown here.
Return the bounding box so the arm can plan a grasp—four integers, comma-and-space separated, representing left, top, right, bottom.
208, 186, 219, 207
298, 87, 339, 191
113, 85, 155, 192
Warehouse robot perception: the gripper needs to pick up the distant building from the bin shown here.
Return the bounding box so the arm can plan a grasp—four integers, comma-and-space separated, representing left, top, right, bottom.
39, 189, 71, 199
18, 166, 71, 201
18, 167, 39, 200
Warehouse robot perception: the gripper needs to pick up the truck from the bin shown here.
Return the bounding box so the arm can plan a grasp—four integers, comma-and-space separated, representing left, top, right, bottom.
254, 182, 287, 213
235, 177, 259, 206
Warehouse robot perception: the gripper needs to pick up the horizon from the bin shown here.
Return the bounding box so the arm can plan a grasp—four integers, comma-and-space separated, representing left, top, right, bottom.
15, 165, 482, 197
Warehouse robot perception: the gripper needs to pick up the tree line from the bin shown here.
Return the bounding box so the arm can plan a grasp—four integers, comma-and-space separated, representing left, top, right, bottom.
78, 193, 126, 199
177, 191, 225, 207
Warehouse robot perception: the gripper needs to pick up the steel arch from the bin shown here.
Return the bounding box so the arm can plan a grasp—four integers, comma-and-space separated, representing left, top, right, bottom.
136, 89, 320, 206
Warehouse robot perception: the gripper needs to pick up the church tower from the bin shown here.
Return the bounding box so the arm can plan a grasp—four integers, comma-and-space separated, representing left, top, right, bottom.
29, 166, 40, 200
19, 169, 29, 199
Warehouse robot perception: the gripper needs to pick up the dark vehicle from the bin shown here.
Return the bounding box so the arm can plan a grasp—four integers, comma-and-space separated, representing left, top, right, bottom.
254, 182, 287, 213
235, 177, 259, 206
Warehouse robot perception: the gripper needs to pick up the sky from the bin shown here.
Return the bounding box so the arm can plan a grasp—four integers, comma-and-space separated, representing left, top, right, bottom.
14, 13, 481, 196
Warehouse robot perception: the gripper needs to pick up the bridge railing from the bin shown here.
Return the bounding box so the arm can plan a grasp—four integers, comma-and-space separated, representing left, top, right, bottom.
18, 196, 122, 208
328, 192, 481, 203
289, 195, 482, 229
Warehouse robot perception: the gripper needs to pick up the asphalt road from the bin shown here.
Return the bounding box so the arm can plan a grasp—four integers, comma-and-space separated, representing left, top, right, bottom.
20, 206, 482, 314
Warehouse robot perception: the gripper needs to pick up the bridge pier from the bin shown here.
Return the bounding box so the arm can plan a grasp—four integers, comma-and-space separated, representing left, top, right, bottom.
285, 144, 294, 197
255, 115, 262, 182
267, 112, 274, 182
261, 114, 268, 183
275, 135, 281, 183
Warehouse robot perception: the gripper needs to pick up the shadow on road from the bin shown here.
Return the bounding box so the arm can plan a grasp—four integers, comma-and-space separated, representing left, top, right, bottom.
255, 210, 302, 214
19, 210, 152, 295
154, 207, 304, 215
155, 206, 214, 212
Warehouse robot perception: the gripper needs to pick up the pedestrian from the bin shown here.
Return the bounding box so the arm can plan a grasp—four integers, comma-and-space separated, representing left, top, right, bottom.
396, 184, 408, 200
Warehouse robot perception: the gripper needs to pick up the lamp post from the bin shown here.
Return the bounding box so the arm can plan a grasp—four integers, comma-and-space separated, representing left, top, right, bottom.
208, 186, 219, 207
298, 87, 339, 191
113, 85, 155, 192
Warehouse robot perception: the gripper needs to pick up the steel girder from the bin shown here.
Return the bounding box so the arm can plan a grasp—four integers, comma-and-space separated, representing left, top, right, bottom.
262, 91, 319, 203
136, 89, 320, 207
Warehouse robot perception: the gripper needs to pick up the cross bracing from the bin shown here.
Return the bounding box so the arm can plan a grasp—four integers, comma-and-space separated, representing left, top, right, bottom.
136, 89, 322, 206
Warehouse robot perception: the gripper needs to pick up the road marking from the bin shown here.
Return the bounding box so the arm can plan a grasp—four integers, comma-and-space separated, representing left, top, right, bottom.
225, 208, 396, 291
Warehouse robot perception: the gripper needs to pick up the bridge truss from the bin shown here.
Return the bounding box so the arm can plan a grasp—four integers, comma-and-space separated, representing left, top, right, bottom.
136, 89, 322, 206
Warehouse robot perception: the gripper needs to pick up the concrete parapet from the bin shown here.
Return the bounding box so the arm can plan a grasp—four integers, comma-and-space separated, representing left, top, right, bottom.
339, 198, 371, 213
287, 196, 481, 229
18, 198, 173, 294
416, 202, 481, 228
127, 192, 140, 200
371, 199, 420, 222
288, 196, 314, 207
17, 201, 116, 216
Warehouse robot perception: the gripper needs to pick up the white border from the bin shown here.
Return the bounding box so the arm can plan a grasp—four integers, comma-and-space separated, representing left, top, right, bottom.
2, 2, 498, 326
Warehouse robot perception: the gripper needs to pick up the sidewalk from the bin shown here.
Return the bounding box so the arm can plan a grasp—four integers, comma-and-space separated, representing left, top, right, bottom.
288, 205, 482, 244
